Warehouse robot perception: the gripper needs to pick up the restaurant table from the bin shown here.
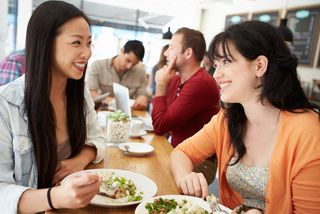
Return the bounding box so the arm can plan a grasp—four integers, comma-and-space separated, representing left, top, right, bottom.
47, 110, 181, 214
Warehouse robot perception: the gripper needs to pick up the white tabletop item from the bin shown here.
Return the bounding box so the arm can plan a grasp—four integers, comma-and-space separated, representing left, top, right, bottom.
119, 142, 154, 156
130, 118, 144, 135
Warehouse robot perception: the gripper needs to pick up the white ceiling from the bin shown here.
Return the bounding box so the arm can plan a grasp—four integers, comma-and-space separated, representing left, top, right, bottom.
33, 0, 175, 32
32, 0, 263, 32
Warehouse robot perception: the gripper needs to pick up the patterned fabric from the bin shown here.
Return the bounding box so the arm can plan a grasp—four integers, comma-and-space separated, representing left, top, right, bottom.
0, 50, 25, 86
226, 156, 269, 211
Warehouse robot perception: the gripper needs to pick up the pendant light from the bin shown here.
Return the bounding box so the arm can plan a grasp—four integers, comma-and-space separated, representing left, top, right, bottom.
277, 0, 293, 43
278, 18, 293, 42
162, 27, 172, 40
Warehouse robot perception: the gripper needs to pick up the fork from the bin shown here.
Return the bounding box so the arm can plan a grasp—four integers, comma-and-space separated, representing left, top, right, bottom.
206, 194, 229, 214
215, 204, 229, 214
124, 145, 130, 154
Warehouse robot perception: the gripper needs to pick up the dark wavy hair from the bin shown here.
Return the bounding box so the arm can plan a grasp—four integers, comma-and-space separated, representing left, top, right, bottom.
25, 1, 90, 188
208, 21, 320, 164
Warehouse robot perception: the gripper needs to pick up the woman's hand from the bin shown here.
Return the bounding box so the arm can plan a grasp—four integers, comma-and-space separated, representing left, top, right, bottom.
177, 172, 208, 198
53, 146, 96, 185
52, 172, 102, 209
53, 156, 88, 185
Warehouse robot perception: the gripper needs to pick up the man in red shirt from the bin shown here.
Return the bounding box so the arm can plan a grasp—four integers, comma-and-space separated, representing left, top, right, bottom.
152, 27, 220, 184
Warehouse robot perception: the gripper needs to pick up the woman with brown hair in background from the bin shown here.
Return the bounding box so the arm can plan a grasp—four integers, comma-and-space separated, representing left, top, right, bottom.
151, 44, 169, 95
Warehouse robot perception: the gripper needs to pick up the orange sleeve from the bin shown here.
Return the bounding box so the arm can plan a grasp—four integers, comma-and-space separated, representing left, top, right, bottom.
292, 158, 320, 213
289, 112, 320, 213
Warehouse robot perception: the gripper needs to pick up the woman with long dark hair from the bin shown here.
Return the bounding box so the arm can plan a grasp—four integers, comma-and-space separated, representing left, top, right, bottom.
0, 1, 104, 213
170, 21, 320, 213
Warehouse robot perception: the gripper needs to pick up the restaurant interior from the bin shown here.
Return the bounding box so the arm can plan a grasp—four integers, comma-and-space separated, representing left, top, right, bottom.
0, 0, 320, 213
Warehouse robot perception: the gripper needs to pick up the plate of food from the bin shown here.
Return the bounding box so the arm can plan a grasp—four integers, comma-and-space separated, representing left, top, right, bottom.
62, 169, 157, 207
135, 195, 231, 214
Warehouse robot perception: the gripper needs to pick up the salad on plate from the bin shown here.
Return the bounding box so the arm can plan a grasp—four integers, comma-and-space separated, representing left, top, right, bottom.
62, 169, 157, 207
145, 197, 209, 214
98, 171, 143, 203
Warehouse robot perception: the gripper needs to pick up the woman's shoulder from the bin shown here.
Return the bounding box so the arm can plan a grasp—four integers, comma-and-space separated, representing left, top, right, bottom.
281, 110, 320, 128
207, 110, 228, 132
278, 110, 320, 148
0, 75, 25, 106
275, 110, 320, 171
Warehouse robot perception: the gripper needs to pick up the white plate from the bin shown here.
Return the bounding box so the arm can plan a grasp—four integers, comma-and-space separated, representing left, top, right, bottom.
119, 142, 154, 156
135, 195, 232, 214
62, 169, 157, 207
129, 130, 147, 138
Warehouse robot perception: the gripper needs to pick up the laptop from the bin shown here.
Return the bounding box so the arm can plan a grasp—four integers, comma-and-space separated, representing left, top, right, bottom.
113, 82, 132, 118
113, 82, 154, 131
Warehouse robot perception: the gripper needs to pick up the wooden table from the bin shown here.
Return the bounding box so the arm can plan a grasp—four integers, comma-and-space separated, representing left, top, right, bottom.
47, 111, 180, 214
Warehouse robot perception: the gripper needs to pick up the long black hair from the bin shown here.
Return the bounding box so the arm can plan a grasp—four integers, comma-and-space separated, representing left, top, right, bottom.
208, 21, 320, 164
25, 1, 90, 188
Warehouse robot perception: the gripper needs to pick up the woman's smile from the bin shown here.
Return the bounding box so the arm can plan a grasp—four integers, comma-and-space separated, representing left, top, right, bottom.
73, 62, 86, 72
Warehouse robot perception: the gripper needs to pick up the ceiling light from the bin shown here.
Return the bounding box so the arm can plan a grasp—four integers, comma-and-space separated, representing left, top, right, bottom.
162, 27, 172, 40
278, 18, 293, 43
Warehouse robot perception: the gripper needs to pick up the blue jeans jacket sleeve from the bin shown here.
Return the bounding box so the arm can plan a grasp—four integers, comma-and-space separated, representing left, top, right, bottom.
0, 183, 30, 214
0, 101, 32, 214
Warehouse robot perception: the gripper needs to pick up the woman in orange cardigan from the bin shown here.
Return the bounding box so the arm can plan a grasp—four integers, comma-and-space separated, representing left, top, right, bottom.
170, 21, 320, 213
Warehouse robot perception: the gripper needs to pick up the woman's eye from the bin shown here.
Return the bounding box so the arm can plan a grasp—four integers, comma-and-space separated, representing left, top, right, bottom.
222, 59, 231, 65
72, 41, 81, 45
88, 41, 93, 48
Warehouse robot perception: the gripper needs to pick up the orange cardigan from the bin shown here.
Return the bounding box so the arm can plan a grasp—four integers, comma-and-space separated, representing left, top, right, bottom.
176, 110, 320, 213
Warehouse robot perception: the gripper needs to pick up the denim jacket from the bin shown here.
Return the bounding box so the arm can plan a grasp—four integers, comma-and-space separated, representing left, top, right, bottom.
0, 75, 105, 213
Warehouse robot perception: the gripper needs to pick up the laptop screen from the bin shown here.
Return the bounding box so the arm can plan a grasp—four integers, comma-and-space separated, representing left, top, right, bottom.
113, 82, 131, 118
